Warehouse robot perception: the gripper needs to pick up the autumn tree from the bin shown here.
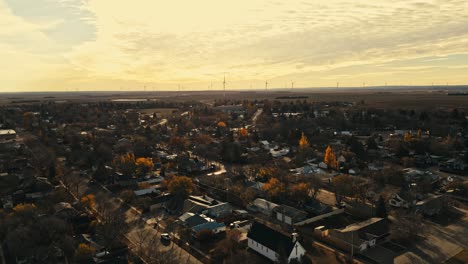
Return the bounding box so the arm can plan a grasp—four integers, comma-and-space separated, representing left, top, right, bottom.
404, 132, 413, 142
417, 129, 422, 139
74, 243, 95, 263
113, 153, 136, 177
136, 157, 154, 176
169, 135, 187, 152
165, 176, 194, 199
256, 166, 278, 181
262, 177, 285, 201
290, 182, 310, 204
239, 127, 248, 138
81, 194, 96, 209
298, 132, 309, 150
324, 145, 338, 170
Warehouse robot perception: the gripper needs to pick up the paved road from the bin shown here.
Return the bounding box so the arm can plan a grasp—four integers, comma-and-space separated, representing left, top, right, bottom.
74, 175, 202, 264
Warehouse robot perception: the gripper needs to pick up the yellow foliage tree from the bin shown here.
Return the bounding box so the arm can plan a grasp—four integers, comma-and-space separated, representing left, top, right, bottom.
262, 177, 284, 200
299, 132, 309, 150
324, 145, 338, 170
417, 129, 422, 139
217, 121, 227, 127
136, 157, 154, 176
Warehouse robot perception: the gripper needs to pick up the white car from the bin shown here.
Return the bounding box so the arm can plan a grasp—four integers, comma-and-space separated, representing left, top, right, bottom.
160, 233, 171, 241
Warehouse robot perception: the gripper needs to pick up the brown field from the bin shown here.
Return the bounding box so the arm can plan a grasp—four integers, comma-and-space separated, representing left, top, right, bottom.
1, 88, 468, 110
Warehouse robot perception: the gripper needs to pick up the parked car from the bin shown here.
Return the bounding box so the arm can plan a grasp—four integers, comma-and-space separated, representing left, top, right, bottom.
160, 233, 171, 241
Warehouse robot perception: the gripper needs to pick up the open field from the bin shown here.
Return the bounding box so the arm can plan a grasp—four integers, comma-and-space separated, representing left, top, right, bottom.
1, 86, 468, 110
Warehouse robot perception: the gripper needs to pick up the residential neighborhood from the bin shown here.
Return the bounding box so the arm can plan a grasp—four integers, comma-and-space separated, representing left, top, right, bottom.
0, 92, 467, 264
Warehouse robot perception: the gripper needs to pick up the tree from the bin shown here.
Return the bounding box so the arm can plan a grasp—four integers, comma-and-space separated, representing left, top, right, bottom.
309, 175, 323, 199
298, 132, 309, 150
262, 177, 285, 201
324, 145, 338, 170
239, 127, 248, 138
136, 157, 154, 176
332, 174, 353, 203
417, 129, 422, 139
291, 182, 310, 204
375, 196, 387, 218
112, 153, 136, 177
74, 243, 95, 263
81, 194, 96, 209
165, 176, 194, 199
404, 132, 413, 142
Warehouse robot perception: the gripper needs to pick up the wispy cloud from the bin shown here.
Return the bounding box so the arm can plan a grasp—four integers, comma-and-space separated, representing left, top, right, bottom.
2, 0, 468, 91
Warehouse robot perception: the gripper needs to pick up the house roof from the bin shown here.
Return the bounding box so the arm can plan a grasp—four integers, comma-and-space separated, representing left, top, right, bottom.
273, 205, 308, 220
253, 198, 279, 210
340, 217, 389, 237
185, 214, 211, 228
192, 222, 225, 232
247, 222, 295, 253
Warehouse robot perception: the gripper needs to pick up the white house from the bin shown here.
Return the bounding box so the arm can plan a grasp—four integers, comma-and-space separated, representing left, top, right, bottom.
247, 222, 306, 263
248, 198, 279, 216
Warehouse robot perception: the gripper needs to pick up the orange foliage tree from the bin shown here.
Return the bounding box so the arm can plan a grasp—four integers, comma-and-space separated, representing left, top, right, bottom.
136, 157, 154, 176
239, 128, 248, 138
298, 132, 309, 150
81, 194, 96, 209
257, 166, 278, 181
324, 145, 338, 170
262, 177, 285, 200
404, 132, 413, 142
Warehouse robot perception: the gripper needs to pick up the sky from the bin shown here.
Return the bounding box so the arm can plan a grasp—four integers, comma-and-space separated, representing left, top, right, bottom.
1, 0, 468, 92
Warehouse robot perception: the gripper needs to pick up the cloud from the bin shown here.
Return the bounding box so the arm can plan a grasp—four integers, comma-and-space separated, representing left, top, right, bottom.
2, 0, 468, 91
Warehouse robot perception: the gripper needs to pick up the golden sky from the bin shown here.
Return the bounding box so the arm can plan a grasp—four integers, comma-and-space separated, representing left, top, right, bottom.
1, 0, 468, 92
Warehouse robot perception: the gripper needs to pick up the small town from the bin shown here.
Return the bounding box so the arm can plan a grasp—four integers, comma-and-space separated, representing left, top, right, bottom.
2, 0, 468, 263
0, 93, 467, 264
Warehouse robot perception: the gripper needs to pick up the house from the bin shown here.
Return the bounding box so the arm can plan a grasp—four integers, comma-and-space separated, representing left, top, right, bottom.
247, 198, 279, 216
0, 129, 16, 140
192, 222, 226, 237
270, 147, 290, 158
327, 217, 389, 253
318, 162, 328, 169
414, 194, 445, 216
303, 199, 332, 216
274, 205, 308, 225
439, 159, 468, 175
247, 222, 306, 263
388, 192, 418, 208
54, 202, 79, 219
179, 212, 213, 228
183, 195, 232, 218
